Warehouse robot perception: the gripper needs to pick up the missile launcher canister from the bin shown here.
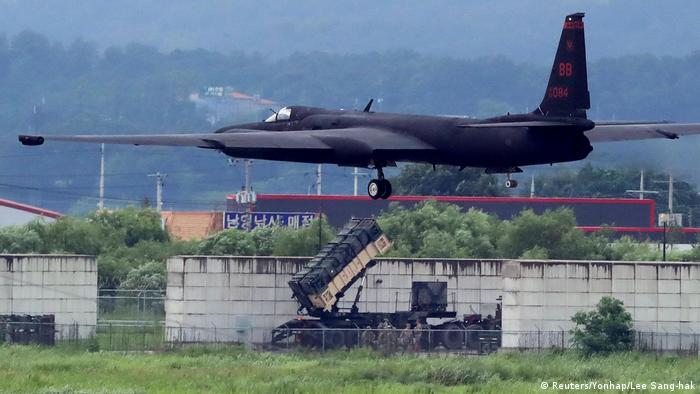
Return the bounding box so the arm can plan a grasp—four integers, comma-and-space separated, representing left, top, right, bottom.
288, 218, 391, 315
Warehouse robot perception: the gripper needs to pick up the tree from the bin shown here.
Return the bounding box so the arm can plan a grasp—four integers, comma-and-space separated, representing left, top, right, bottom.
4, 29, 700, 211
119, 261, 166, 291
391, 164, 505, 196
97, 239, 195, 289
196, 229, 257, 255
0, 226, 42, 253
571, 296, 634, 355
26, 216, 111, 255
250, 226, 277, 255
378, 201, 501, 258
89, 207, 169, 247
271, 216, 335, 256
3, 208, 188, 289
497, 208, 611, 260
535, 164, 700, 226
194, 216, 335, 257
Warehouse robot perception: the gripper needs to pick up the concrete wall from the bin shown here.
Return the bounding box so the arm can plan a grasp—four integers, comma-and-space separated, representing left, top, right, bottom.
0, 255, 97, 339
165, 256, 700, 350
165, 256, 502, 343
502, 260, 700, 350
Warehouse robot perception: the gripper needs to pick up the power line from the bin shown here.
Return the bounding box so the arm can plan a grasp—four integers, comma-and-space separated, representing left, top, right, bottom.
0, 181, 226, 206
0, 160, 250, 178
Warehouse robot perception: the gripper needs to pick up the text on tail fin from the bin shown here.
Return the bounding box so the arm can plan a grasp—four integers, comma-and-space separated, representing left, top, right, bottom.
535, 12, 590, 118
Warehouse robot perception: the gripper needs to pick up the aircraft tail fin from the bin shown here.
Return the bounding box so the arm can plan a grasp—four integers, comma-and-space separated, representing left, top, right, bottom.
534, 12, 590, 118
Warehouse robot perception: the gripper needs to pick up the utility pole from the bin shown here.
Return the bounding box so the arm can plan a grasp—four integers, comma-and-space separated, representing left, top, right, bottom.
239, 160, 254, 231
653, 173, 676, 214
98, 143, 105, 210
316, 164, 322, 195
352, 167, 369, 196
626, 169, 658, 200
244, 159, 252, 193
318, 212, 323, 250
662, 222, 667, 262
353, 167, 360, 197
147, 172, 167, 212
669, 174, 674, 214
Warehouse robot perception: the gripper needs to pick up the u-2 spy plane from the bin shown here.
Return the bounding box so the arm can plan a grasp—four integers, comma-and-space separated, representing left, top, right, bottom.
19, 13, 700, 199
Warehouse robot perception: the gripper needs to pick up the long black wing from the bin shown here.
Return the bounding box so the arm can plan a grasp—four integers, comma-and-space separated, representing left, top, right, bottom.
19, 127, 435, 163
585, 122, 700, 142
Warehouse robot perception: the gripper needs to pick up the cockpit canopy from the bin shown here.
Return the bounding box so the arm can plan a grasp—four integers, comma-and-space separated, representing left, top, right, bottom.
265, 107, 292, 122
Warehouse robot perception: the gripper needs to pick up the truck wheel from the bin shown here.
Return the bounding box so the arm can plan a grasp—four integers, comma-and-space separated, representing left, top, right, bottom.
440, 323, 464, 350
465, 324, 482, 350
323, 329, 345, 350
345, 329, 361, 348
299, 321, 324, 348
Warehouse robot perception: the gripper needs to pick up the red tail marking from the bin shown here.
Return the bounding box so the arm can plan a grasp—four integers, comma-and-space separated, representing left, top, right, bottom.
547, 86, 569, 98
558, 62, 573, 77
563, 20, 584, 29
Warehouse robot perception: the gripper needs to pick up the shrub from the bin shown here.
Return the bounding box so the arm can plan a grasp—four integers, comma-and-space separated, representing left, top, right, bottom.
571, 296, 634, 355
119, 261, 166, 291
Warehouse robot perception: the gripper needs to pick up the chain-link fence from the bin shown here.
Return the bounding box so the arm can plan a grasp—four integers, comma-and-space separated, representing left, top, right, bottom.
268, 327, 501, 354
98, 289, 165, 322
2, 321, 700, 355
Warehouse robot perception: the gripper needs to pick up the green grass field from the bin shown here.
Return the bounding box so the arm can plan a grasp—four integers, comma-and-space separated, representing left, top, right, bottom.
0, 345, 697, 393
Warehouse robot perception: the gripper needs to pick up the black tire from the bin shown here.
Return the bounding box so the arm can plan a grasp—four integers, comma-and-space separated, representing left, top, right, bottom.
345, 329, 361, 348
465, 324, 482, 350
368, 179, 383, 200
323, 329, 346, 349
379, 179, 392, 199
439, 323, 464, 350
299, 321, 324, 348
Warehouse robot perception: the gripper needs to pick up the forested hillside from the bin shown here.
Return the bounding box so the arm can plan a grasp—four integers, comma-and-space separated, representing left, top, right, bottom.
3, 1, 700, 63
2, 30, 700, 212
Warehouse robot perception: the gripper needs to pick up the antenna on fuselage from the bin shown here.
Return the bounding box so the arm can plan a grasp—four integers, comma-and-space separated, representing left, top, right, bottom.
363, 99, 374, 112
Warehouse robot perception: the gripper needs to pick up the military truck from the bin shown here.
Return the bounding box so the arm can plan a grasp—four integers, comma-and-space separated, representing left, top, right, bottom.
271, 218, 501, 352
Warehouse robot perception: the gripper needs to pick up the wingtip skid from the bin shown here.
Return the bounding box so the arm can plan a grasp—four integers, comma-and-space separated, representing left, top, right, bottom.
18, 135, 45, 146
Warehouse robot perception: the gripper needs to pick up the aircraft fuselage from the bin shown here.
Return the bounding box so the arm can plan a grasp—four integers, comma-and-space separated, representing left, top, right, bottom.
216, 108, 594, 169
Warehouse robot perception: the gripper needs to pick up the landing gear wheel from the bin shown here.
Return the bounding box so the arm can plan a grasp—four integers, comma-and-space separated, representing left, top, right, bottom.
505, 179, 518, 188
368, 166, 392, 200
368, 179, 383, 200
379, 179, 392, 199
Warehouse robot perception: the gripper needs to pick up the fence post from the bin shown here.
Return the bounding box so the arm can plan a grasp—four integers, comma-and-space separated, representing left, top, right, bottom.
561, 329, 565, 349
322, 329, 326, 352
463, 328, 468, 352
428, 329, 432, 354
